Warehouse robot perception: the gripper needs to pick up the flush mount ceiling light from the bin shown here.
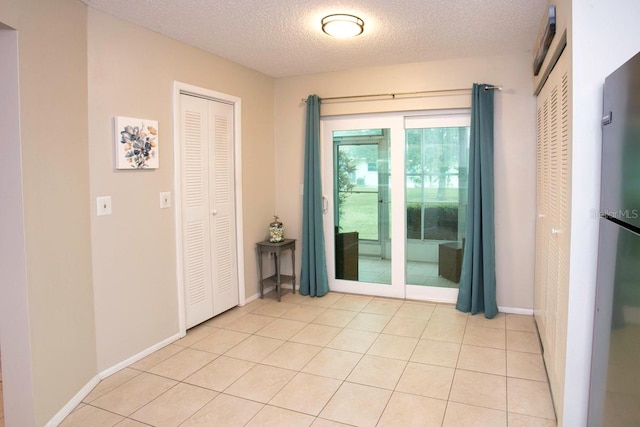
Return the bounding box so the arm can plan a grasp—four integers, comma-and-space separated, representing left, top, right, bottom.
321, 14, 364, 38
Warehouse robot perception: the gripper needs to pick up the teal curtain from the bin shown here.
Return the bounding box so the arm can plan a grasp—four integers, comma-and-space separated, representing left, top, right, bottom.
456, 83, 498, 318
300, 94, 329, 297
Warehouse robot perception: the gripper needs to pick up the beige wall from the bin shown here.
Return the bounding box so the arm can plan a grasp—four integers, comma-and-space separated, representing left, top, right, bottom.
87, 9, 275, 370
0, 24, 36, 427
274, 54, 537, 310
0, 0, 97, 425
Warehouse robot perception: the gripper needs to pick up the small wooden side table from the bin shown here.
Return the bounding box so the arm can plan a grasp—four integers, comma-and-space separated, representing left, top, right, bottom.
256, 239, 296, 302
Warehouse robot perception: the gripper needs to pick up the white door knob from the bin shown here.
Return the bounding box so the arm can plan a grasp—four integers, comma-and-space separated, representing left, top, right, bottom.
211, 210, 217, 216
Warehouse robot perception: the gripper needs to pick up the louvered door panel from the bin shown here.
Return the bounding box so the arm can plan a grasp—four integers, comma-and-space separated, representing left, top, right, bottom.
546, 234, 559, 375
553, 69, 571, 413
208, 101, 238, 315
549, 86, 560, 225
545, 84, 560, 371
181, 95, 214, 328
534, 101, 548, 339
214, 115, 231, 205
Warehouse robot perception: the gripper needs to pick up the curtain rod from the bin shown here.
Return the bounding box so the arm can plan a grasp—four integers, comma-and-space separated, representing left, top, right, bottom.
300, 85, 502, 103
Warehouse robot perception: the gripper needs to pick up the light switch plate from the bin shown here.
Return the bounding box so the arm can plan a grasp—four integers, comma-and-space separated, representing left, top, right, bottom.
160, 192, 171, 209
97, 196, 112, 216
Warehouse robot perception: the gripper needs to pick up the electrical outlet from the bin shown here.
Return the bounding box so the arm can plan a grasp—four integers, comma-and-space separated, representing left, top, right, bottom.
160, 192, 171, 209
97, 196, 112, 216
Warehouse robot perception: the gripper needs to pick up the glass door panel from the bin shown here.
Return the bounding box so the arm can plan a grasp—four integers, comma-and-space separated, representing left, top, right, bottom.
335, 144, 379, 241
333, 131, 390, 285
322, 115, 402, 299
404, 115, 470, 297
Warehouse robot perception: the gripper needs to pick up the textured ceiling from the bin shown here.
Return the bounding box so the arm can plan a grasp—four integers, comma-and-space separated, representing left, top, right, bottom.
83, 0, 548, 78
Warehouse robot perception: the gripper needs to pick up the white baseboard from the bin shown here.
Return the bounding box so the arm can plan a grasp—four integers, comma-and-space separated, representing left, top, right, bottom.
315, 286, 536, 318
498, 306, 534, 315
46, 333, 182, 426
244, 289, 264, 304
248, 286, 534, 317
244, 284, 293, 304
45, 374, 100, 427
99, 333, 182, 379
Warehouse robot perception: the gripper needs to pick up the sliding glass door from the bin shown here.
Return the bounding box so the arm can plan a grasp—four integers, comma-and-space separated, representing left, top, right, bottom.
322, 111, 470, 302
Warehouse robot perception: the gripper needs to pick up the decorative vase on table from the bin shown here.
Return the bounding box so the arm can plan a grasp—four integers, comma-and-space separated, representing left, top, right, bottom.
269, 215, 284, 242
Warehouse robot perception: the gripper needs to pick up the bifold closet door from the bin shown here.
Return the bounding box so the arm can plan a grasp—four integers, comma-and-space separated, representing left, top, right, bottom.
534, 49, 570, 414
181, 94, 239, 329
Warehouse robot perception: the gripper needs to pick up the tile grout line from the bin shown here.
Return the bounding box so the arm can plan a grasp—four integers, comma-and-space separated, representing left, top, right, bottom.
441, 310, 469, 424
70, 291, 550, 426
247, 292, 361, 425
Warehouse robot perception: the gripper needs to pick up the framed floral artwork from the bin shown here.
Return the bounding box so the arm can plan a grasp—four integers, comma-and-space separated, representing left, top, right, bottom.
114, 116, 159, 169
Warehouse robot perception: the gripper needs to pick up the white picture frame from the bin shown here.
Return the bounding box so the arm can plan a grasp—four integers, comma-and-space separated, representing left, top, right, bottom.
114, 116, 159, 169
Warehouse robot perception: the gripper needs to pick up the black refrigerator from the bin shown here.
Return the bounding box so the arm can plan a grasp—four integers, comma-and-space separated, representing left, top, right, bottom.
589, 51, 640, 426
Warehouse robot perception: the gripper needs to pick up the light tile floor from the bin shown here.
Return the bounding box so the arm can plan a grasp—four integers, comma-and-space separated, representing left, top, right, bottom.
61, 292, 557, 427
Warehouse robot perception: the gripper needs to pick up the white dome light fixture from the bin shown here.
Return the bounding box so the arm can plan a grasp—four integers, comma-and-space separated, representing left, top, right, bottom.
321, 14, 364, 38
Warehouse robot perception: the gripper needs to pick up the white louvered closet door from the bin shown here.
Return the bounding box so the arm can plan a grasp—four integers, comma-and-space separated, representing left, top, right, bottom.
534, 49, 571, 415
181, 94, 238, 329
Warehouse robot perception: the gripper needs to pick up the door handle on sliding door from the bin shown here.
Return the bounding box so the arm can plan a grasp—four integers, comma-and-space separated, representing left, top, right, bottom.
322, 196, 329, 214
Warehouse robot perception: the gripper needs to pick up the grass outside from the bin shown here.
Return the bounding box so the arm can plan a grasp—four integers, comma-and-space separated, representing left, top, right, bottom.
338, 192, 379, 239
337, 186, 460, 239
